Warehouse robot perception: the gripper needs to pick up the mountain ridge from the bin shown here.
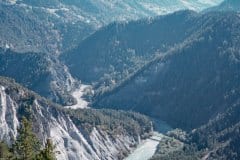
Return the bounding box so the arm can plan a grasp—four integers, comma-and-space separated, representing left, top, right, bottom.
90, 11, 240, 130
0, 76, 152, 160
0, 0, 223, 105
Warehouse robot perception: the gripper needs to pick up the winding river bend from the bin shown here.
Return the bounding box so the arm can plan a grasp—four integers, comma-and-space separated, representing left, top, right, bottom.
124, 132, 163, 160
65, 84, 91, 109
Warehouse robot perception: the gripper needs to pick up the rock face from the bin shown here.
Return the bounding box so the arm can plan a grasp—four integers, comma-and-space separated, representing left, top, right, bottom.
0, 77, 151, 160
0, 85, 19, 143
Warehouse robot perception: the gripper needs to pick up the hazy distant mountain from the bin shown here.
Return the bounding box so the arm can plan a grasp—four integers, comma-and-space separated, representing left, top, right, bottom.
206, 0, 240, 12
1, 0, 223, 53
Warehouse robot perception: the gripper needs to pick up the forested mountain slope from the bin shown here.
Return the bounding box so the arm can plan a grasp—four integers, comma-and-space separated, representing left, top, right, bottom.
91, 12, 240, 130
63, 10, 199, 84
0, 0, 222, 105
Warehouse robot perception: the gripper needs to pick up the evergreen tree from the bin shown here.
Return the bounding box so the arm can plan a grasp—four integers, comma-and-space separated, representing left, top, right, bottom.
13, 117, 40, 160
0, 141, 14, 159
37, 139, 56, 160
3, 117, 57, 160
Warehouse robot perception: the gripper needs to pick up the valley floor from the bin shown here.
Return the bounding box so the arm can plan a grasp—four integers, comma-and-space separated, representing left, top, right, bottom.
124, 132, 163, 160
65, 84, 91, 109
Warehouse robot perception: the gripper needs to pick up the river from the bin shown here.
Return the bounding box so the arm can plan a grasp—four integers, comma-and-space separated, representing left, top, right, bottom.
124, 132, 163, 160
65, 84, 91, 109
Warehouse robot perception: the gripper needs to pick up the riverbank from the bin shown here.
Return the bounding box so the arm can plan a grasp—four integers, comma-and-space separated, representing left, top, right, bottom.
65, 84, 91, 109
124, 132, 163, 160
